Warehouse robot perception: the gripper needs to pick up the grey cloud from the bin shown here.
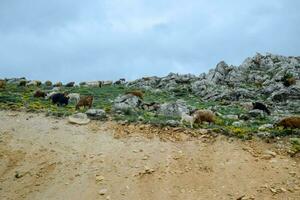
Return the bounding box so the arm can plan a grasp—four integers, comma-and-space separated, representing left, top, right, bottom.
0, 0, 299, 83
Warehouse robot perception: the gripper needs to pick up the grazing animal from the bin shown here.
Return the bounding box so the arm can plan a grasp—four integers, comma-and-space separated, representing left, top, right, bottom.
51, 93, 69, 106
34, 90, 46, 98
53, 82, 63, 87
142, 102, 160, 111
45, 91, 58, 99
142, 77, 151, 81
19, 80, 27, 86
84, 81, 101, 87
67, 93, 80, 103
52, 87, 60, 91
114, 80, 122, 85
0, 80, 6, 89
76, 96, 93, 110
27, 80, 41, 86
65, 82, 75, 87
102, 81, 113, 86
193, 109, 215, 124
240, 102, 253, 110
252, 102, 271, 115
180, 112, 196, 128
125, 91, 144, 99
44, 80, 52, 86
275, 116, 300, 129
114, 78, 126, 85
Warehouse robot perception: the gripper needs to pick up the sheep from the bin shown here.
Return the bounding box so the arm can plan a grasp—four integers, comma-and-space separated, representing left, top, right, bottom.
19, 80, 27, 86
252, 102, 271, 115
52, 87, 60, 91
44, 80, 52, 86
0, 80, 6, 89
85, 81, 101, 87
65, 82, 75, 87
51, 93, 69, 106
67, 93, 80, 103
275, 116, 300, 129
102, 81, 113, 86
76, 96, 93, 110
193, 109, 215, 124
125, 90, 144, 99
34, 90, 46, 98
240, 102, 253, 110
45, 91, 58, 100
53, 82, 63, 87
114, 78, 126, 85
180, 112, 196, 128
27, 80, 41, 86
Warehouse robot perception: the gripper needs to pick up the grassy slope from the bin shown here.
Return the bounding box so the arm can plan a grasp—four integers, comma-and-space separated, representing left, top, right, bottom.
0, 83, 297, 139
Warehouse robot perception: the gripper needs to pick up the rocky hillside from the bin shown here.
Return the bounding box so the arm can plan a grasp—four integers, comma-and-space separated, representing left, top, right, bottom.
128, 53, 300, 115
1, 53, 299, 141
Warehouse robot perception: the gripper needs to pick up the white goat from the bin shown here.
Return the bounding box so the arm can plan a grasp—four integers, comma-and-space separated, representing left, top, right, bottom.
45, 91, 58, 100
180, 112, 196, 128
67, 93, 80, 103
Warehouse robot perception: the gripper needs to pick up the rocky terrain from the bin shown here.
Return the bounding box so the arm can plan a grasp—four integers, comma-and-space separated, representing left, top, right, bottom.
0, 53, 300, 199
1, 53, 300, 139
0, 111, 299, 200
128, 53, 300, 113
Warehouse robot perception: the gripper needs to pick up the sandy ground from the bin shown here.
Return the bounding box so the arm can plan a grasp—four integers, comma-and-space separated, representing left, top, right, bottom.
0, 111, 299, 200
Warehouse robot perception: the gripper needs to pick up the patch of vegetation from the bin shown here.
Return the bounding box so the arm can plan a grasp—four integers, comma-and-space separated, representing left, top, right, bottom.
0, 82, 296, 141
282, 72, 296, 87
290, 138, 300, 155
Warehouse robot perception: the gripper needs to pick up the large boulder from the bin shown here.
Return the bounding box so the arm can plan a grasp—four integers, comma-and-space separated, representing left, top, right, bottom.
158, 100, 190, 117
68, 113, 90, 125
271, 84, 300, 102
86, 109, 107, 120
113, 95, 142, 113
248, 109, 266, 119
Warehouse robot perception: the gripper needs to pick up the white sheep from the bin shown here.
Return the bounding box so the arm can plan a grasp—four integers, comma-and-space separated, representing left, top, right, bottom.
67, 93, 80, 103
45, 91, 58, 100
85, 81, 101, 87
180, 112, 196, 128
52, 87, 61, 91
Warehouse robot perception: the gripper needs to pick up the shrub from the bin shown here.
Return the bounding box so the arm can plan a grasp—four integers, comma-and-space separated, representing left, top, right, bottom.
282, 72, 296, 87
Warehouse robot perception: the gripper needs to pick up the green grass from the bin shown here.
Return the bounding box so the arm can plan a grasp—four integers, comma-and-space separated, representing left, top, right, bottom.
1, 83, 298, 139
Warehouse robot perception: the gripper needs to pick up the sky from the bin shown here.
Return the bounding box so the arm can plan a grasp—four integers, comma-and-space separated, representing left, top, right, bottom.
0, 0, 299, 82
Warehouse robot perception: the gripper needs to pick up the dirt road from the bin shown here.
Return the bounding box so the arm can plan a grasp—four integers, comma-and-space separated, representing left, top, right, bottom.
0, 111, 299, 200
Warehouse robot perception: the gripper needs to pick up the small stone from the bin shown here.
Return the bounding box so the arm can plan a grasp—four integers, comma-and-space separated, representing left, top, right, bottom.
98, 188, 108, 195
96, 175, 104, 182
270, 187, 277, 193
264, 150, 277, 157
142, 156, 149, 160
280, 187, 287, 192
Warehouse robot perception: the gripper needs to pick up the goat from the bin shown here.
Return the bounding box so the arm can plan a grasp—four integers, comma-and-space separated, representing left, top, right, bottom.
34, 90, 46, 98
67, 93, 80, 103
275, 116, 300, 129
180, 112, 196, 128
51, 93, 69, 106
125, 90, 144, 99
76, 96, 93, 110
193, 109, 215, 124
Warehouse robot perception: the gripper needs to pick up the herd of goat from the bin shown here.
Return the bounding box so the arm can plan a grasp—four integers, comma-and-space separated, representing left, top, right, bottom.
0, 78, 300, 129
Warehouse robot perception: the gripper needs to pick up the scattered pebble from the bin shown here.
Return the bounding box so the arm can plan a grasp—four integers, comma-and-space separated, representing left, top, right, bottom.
98, 188, 108, 195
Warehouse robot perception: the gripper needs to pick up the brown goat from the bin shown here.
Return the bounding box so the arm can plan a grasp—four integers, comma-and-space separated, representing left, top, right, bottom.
34, 90, 46, 98
125, 90, 144, 99
76, 96, 93, 110
0, 80, 6, 89
193, 109, 216, 124
276, 116, 300, 129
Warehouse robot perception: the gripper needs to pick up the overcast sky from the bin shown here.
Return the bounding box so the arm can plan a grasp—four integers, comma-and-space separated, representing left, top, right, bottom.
0, 0, 299, 82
